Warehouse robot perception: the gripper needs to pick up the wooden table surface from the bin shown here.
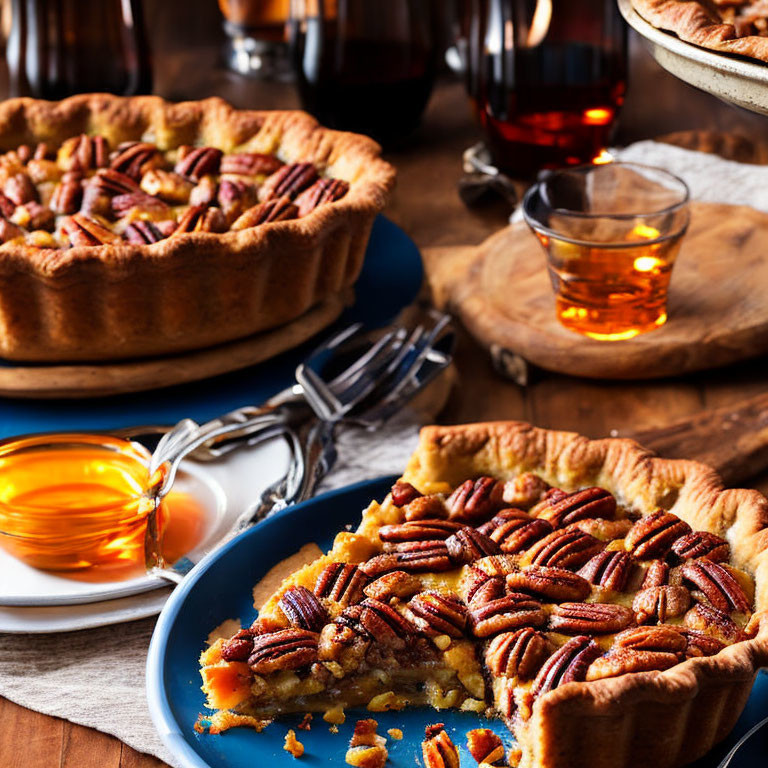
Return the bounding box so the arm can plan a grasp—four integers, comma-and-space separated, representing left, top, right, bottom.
3, 3, 768, 766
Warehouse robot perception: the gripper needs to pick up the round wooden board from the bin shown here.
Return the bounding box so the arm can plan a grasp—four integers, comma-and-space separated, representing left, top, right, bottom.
424, 201, 768, 380
0, 293, 349, 399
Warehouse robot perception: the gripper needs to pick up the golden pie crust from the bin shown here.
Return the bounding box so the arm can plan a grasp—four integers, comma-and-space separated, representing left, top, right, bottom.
632, 0, 768, 61
0, 95, 395, 362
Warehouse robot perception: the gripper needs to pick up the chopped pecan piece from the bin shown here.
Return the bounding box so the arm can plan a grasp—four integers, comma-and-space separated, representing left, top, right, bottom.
361, 540, 452, 576
680, 560, 750, 613
624, 511, 691, 560
404, 494, 448, 521
633, 585, 691, 624
446, 527, 502, 564
531, 635, 601, 698
259, 162, 318, 201
279, 586, 329, 632
175, 146, 223, 181
577, 550, 633, 591
123, 220, 166, 244
189, 175, 218, 207
422, 725, 459, 768
379, 519, 463, 545
0, 217, 24, 242
390, 481, 421, 507
672, 531, 730, 563
641, 559, 670, 588
446, 477, 503, 522
683, 603, 744, 644
459, 567, 505, 607
247, 628, 319, 674
140, 169, 194, 203
62, 213, 121, 247
549, 602, 633, 634
295, 177, 350, 216
58, 134, 109, 171
220, 152, 284, 177
405, 591, 468, 637
26, 158, 62, 185
586, 649, 680, 680
12, 201, 54, 231
50, 171, 83, 214
469, 593, 546, 637
479, 509, 554, 554
613, 624, 687, 653
679, 627, 727, 657
4, 172, 38, 206
522, 527, 604, 570
466, 729, 504, 765
485, 627, 552, 680
502, 472, 551, 509
363, 570, 421, 601
172, 203, 227, 234
507, 565, 591, 602
535, 487, 617, 528
110, 141, 161, 180
346, 718, 388, 768
220, 628, 255, 662
231, 196, 298, 229
314, 562, 368, 606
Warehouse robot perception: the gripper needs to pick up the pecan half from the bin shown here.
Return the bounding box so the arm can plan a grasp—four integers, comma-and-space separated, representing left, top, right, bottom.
680, 560, 750, 613
406, 591, 468, 637
123, 220, 165, 244
469, 593, 546, 637
220, 628, 255, 662
247, 628, 319, 674
474, 554, 520, 578
422, 725, 460, 768
479, 509, 554, 554
446, 477, 503, 522
220, 152, 284, 177
459, 567, 505, 607
379, 519, 463, 546
0, 216, 23, 242
62, 213, 121, 246
110, 141, 160, 180
361, 540, 453, 576
189, 176, 218, 207
363, 570, 421, 602
522, 527, 604, 570
633, 585, 691, 624
111, 190, 170, 219
295, 177, 349, 216
81, 169, 140, 217
466, 729, 505, 766
0, 192, 15, 218
217, 177, 257, 223
613, 625, 687, 654
140, 169, 194, 203
356, 598, 414, 648
577, 550, 633, 592
279, 586, 329, 632
671, 531, 730, 563
231, 196, 298, 229
58, 134, 109, 171
446, 527, 501, 564
549, 602, 633, 634
4, 172, 38, 206
641, 559, 670, 589
50, 171, 83, 215
485, 627, 552, 680
679, 627, 727, 657
624, 511, 692, 560
507, 565, 591, 602
175, 146, 223, 181
531, 635, 601, 698
259, 162, 319, 201
314, 562, 368, 606
404, 494, 448, 521
502, 473, 551, 509
586, 649, 680, 680
535, 487, 617, 528
683, 603, 744, 644
171, 203, 227, 234
390, 481, 421, 507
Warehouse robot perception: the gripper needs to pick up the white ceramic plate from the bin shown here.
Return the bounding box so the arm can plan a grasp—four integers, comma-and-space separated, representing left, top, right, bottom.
619, 0, 768, 115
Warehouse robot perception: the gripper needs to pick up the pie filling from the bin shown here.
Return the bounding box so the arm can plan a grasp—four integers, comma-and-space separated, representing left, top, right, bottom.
199, 473, 757, 760
714, 1, 768, 37
0, 134, 349, 249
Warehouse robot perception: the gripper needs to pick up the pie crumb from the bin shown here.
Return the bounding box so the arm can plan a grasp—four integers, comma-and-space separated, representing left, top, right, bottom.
297, 713, 312, 731
283, 729, 305, 758
387, 728, 403, 740
345, 718, 388, 768
330, 725, 339, 734
323, 705, 346, 724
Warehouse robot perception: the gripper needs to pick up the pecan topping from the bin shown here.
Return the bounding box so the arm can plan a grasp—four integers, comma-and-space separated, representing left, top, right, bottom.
404, 494, 448, 521
469, 593, 546, 637
123, 220, 165, 244
535, 487, 617, 528
361, 540, 452, 576
12, 201, 54, 231
446, 527, 501, 564
422, 725, 460, 768
62, 214, 121, 247
0, 217, 24, 242
279, 586, 329, 632
485, 627, 552, 680
259, 162, 319, 201
613, 625, 687, 654
459, 567, 505, 607
531, 635, 601, 698
0, 192, 15, 218
220, 628, 255, 662
549, 602, 633, 634
172, 203, 227, 234
112, 191, 170, 220
624, 511, 692, 559
466, 729, 505, 766
363, 570, 421, 601
140, 169, 194, 203
390, 481, 421, 507
502, 472, 551, 509
680, 560, 750, 613
586, 649, 680, 680
231, 196, 298, 229
50, 171, 83, 215
633, 585, 691, 624
671, 531, 730, 563
379, 519, 463, 545
175, 146, 223, 181
220, 152, 284, 177
683, 603, 744, 644
247, 628, 319, 674
522, 527, 604, 570
314, 562, 368, 606
80, 169, 140, 217
679, 627, 727, 657
217, 177, 257, 223
58, 134, 109, 171
507, 565, 591, 602
295, 177, 350, 216
479, 509, 554, 553
474, 554, 520, 577
446, 477, 503, 522
355, 598, 414, 648
577, 550, 633, 591
110, 141, 160, 180
406, 591, 468, 637
4, 172, 38, 206
641, 559, 670, 589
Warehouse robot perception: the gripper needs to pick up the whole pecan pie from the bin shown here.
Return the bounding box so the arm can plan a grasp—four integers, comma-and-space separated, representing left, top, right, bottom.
632, 0, 768, 61
199, 422, 768, 768
0, 95, 394, 362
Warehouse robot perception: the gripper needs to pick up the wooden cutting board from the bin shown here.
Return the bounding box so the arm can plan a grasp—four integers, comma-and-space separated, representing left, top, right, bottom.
424, 201, 768, 380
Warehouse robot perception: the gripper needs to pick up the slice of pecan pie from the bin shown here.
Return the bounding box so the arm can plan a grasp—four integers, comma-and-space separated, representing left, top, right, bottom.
200, 422, 768, 768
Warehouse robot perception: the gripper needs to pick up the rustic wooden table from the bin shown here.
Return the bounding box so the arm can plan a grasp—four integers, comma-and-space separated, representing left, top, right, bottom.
2, 4, 768, 765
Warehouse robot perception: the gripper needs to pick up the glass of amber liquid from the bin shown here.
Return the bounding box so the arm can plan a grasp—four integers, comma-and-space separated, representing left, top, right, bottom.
523, 162, 690, 340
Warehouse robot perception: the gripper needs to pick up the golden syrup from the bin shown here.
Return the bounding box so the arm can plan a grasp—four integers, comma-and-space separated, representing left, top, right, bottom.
0, 433, 205, 573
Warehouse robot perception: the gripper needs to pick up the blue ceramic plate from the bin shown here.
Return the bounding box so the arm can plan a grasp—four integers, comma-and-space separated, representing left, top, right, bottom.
147, 477, 768, 768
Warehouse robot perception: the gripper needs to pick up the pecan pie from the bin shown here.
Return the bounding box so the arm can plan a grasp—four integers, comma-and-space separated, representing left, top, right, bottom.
632, 0, 768, 61
0, 95, 394, 361
200, 422, 768, 768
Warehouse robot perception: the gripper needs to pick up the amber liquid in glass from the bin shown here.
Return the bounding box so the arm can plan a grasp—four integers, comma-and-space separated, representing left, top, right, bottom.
219, 0, 289, 42
539, 226, 683, 340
